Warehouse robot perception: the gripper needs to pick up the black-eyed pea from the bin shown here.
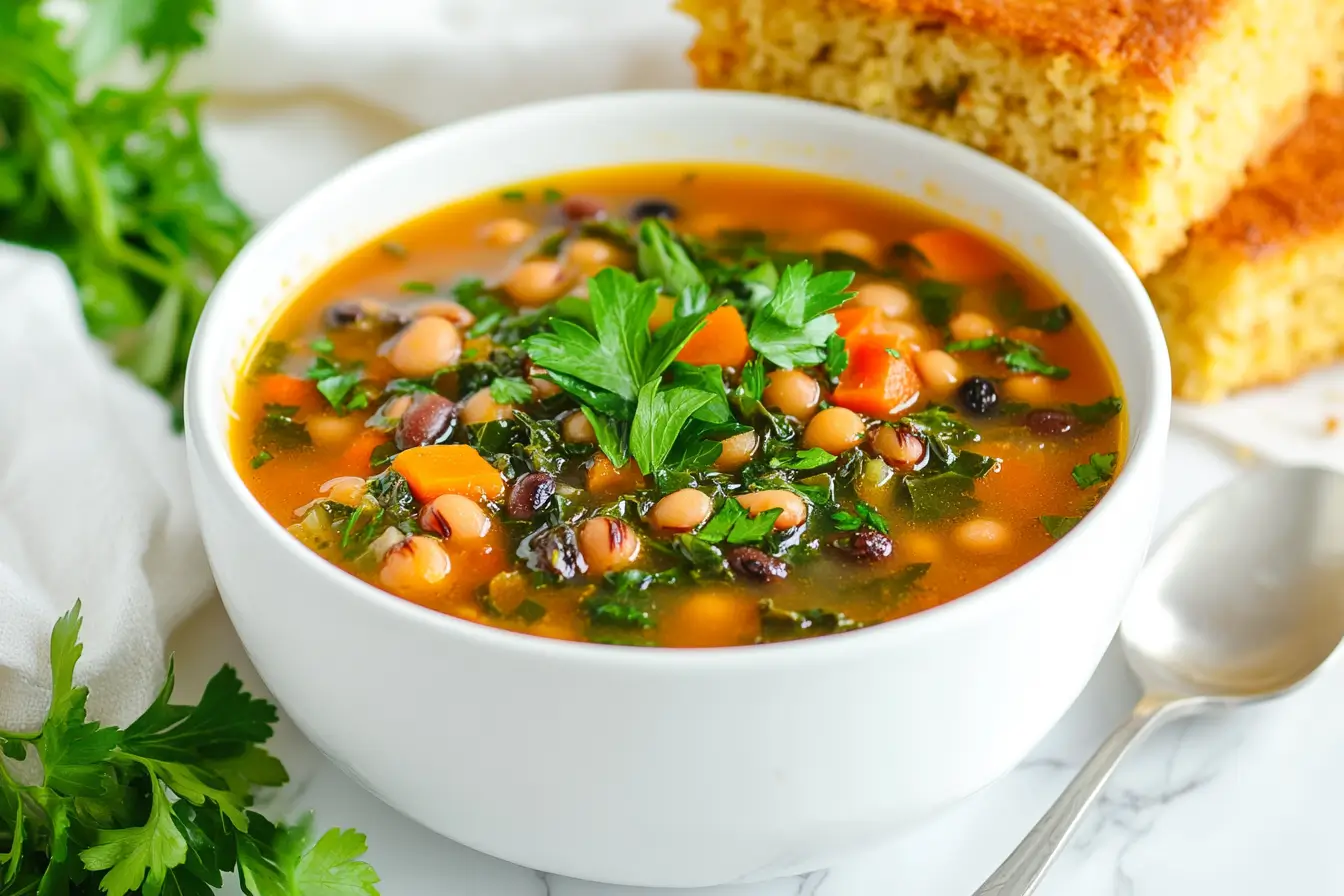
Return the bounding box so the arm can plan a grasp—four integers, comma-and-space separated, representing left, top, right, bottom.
803, 407, 865, 455
948, 311, 997, 342
386, 316, 463, 377
458, 389, 514, 425
713, 430, 759, 472
480, 217, 536, 247
869, 425, 926, 470
648, 488, 713, 533
380, 535, 451, 591
763, 369, 822, 421
562, 410, 596, 444
852, 282, 913, 317
913, 349, 962, 392
577, 516, 641, 575
567, 238, 626, 277
954, 519, 1011, 553
818, 228, 880, 264
736, 490, 807, 530
504, 259, 575, 306
420, 494, 491, 546
320, 476, 366, 507
307, 414, 362, 448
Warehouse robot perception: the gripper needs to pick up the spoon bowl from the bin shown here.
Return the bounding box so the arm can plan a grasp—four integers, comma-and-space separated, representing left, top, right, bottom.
1122, 466, 1344, 700
976, 465, 1344, 896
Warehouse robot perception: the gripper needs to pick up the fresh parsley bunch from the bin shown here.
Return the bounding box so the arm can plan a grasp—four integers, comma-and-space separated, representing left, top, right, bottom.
0, 0, 253, 417
0, 604, 380, 895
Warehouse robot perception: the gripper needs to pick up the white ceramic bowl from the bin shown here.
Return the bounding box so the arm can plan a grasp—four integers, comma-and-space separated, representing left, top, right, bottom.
185, 91, 1170, 888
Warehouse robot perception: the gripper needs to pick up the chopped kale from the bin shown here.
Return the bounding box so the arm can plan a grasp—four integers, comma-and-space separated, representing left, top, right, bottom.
1072, 453, 1117, 489
253, 404, 310, 452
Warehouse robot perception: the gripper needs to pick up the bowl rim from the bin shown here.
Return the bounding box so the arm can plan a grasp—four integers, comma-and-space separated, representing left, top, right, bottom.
186, 88, 1171, 669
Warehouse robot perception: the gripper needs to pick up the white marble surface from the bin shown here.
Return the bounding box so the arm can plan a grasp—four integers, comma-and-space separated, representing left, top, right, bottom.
169, 425, 1344, 895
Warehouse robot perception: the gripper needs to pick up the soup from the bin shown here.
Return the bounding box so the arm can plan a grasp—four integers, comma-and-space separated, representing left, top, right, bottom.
231, 164, 1124, 647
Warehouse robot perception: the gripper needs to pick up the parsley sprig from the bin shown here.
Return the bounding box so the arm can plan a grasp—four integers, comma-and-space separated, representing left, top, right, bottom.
0, 1, 252, 418
0, 605, 380, 895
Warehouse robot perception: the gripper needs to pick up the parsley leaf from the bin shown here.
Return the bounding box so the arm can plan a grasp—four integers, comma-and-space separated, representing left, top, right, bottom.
1072, 453, 1117, 488
1040, 515, 1082, 538
915, 280, 962, 327
769, 448, 838, 471
636, 219, 705, 297
747, 261, 852, 368
759, 602, 863, 641
738, 358, 766, 402
582, 408, 629, 469
944, 336, 1070, 379
823, 333, 848, 379
1065, 396, 1124, 425
629, 382, 714, 475
830, 501, 890, 534
698, 499, 785, 544
489, 377, 533, 405
995, 278, 1073, 332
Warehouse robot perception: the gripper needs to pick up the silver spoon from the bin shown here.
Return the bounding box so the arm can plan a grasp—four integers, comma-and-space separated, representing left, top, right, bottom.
974, 465, 1344, 896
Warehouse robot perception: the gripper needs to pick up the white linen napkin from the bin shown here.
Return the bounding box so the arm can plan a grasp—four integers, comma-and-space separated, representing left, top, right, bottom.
1, 0, 1341, 730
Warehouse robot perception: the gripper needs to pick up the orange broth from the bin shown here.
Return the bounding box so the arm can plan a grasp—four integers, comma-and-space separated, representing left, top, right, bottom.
230, 164, 1124, 647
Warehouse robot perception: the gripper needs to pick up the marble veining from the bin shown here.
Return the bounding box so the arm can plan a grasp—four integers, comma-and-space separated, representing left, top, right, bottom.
173, 429, 1344, 895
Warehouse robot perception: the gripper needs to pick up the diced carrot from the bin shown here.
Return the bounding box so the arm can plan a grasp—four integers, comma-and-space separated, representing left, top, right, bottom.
675, 306, 752, 369
586, 453, 647, 495
831, 338, 921, 419
908, 228, 1004, 283
648, 296, 676, 331
256, 374, 314, 407
834, 305, 880, 338
392, 445, 506, 503
340, 429, 389, 474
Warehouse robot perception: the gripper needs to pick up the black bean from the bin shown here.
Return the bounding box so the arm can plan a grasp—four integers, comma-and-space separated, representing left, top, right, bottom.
845, 529, 893, 563
1025, 408, 1079, 436
395, 393, 455, 450
528, 525, 585, 579
561, 196, 605, 221
324, 301, 366, 328
630, 198, 680, 221
726, 547, 788, 583
958, 377, 999, 416
508, 472, 556, 521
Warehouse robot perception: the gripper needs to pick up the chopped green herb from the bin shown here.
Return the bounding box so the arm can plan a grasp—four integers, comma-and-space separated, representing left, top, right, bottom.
739, 359, 767, 402
1040, 515, 1082, 538
906, 472, 978, 521
944, 336, 1070, 379
254, 404, 311, 452
542, 187, 565, 203
534, 228, 568, 258
769, 448, 838, 471
583, 408, 629, 469
250, 451, 273, 469
512, 599, 548, 625
400, 280, 436, 295
759, 601, 863, 640
915, 280, 962, 327
1064, 396, 1124, 426
500, 189, 526, 202
899, 405, 980, 470
250, 341, 290, 377
489, 376, 534, 406
888, 242, 932, 267
995, 278, 1073, 332
310, 336, 335, 354
698, 499, 785, 545
380, 241, 408, 258
885, 347, 902, 360
747, 261, 853, 368
306, 351, 367, 415
583, 596, 653, 629
824, 333, 849, 379
1072, 453, 1117, 489
830, 501, 889, 534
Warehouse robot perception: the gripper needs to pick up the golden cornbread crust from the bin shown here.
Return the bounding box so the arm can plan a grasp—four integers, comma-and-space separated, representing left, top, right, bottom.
854, 0, 1231, 83
1147, 95, 1344, 401
680, 0, 1341, 276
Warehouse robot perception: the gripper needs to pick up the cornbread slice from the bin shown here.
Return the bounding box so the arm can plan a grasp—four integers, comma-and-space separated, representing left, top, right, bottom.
1145, 94, 1344, 402
680, 0, 1343, 276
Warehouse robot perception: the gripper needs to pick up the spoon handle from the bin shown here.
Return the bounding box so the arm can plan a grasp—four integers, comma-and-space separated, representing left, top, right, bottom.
972, 697, 1180, 896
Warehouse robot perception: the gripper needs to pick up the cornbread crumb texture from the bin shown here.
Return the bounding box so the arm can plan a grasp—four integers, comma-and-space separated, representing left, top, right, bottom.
681, 0, 1339, 276
1146, 95, 1344, 402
